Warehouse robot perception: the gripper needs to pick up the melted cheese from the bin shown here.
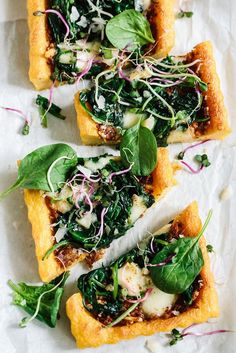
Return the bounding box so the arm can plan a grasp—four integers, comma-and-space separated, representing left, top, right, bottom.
118, 262, 148, 296
123, 111, 140, 129
76, 212, 97, 229
142, 286, 177, 317
142, 116, 155, 131
128, 195, 147, 225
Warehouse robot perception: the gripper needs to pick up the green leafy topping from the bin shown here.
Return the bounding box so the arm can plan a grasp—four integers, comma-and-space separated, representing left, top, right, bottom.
150, 210, 212, 294
42, 240, 71, 260
106, 10, 154, 50
195, 154, 211, 168
169, 328, 184, 345
0, 144, 77, 201
8, 272, 69, 328
177, 10, 194, 19
53, 155, 155, 251
36, 95, 66, 128
77, 228, 204, 325
106, 302, 139, 327
206, 244, 214, 253
120, 119, 157, 176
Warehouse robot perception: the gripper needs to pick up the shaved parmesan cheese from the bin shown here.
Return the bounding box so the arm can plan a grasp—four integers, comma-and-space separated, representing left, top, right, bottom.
59, 52, 75, 64
76, 51, 94, 71
142, 286, 177, 317
97, 95, 106, 110
128, 195, 147, 225
220, 185, 233, 201
118, 262, 148, 296
77, 165, 92, 178
77, 15, 88, 28
76, 212, 97, 229
145, 339, 162, 353
123, 111, 140, 129
70, 6, 80, 22
55, 226, 67, 243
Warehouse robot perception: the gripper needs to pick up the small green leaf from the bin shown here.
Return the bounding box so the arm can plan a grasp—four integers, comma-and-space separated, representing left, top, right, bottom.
106, 10, 155, 51
177, 10, 194, 19
206, 244, 214, 253
8, 272, 69, 328
195, 154, 211, 167
150, 210, 212, 294
120, 120, 157, 176
0, 144, 78, 200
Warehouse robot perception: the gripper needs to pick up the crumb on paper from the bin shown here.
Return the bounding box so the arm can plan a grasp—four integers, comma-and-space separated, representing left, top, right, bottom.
145, 338, 162, 353
219, 185, 233, 201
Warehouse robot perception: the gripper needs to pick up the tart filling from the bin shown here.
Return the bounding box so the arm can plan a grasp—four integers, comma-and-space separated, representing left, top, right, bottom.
44, 154, 155, 265
44, 0, 154, 83
77, 222, 204, 326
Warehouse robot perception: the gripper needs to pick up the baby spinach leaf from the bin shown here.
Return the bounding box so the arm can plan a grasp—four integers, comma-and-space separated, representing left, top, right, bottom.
36, 95, 66, 128
8, 272, 69, 328
105, 9, 155, 51
120, 119, 157, 176
150, 210, 212, 294
0, 144, 78, 200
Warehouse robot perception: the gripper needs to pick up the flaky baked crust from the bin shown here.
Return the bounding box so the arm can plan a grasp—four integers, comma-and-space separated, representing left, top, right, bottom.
27, 0, 53, 90
76, 41, 230, 145
27, 0, 175, 90
167, 41, 231, 143
24, 148, 175, 283
24, 189, 87, 283
66, 201, 219, 348
148, 0, 175, 58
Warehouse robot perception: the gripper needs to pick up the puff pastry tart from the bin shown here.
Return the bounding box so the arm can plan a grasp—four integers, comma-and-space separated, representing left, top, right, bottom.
66, 201, 219, 348
24, 147, 175, 283
75, 41, 230, 146
27, 0, 175, 90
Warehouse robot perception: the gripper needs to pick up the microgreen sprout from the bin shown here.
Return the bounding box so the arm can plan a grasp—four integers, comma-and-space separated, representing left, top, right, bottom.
33, 9, 71, 40
0, 106, 30, 135
169, 324, 233, 346
206, 244, 214, 253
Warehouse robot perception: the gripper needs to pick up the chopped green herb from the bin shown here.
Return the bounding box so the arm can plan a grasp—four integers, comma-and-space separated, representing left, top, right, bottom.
206, 244, 214, 253
36, 95, 66, 128
177, 151, 185, 160
169, 328, 184, 345
8, 272, 69, 328
195, 154, 211, 168
177, 10, 194, 19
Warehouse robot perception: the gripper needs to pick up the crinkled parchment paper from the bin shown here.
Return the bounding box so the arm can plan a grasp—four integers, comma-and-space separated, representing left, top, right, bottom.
0, 1, 235, 352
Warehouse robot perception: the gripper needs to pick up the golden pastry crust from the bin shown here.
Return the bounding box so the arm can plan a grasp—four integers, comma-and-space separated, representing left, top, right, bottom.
147, 0, 175, 58
24, 148, 174, 283
24, 189, 87, 283
66, 201, 219, 348
76, 41, 230, 145
167, 41, 231, 143
27, 0, 175, 90
27, 0, 53, 90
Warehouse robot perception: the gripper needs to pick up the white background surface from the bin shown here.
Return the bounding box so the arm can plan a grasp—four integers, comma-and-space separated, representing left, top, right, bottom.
0, 0, 235, 352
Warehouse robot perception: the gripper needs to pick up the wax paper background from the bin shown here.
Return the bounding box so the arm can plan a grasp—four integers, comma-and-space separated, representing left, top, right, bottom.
0, 0, 235, 352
